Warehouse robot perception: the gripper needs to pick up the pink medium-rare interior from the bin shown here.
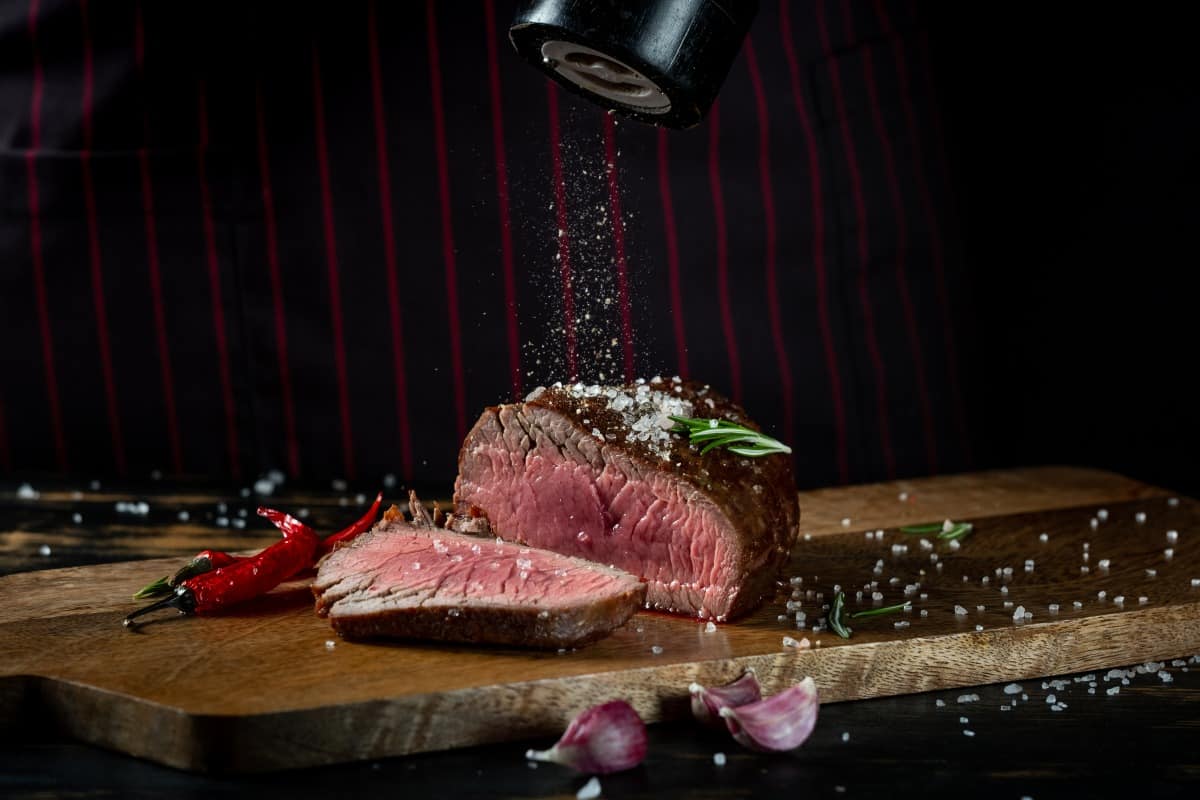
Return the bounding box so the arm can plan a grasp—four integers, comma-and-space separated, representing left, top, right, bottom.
458, 436, 741, 619
320, 531, 632, 612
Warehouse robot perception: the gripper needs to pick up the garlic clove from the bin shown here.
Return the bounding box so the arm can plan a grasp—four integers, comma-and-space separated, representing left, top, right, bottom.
718, 677, 819, 752
525, 699, 647, 774
688, 669, 762, 726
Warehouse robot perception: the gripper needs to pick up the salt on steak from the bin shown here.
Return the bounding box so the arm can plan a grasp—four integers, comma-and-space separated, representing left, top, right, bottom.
451, 378, 800, 621
312, 508, 646, 648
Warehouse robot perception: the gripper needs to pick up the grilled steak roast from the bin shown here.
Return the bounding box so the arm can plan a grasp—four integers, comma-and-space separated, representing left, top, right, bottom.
452, 377, 800, 621
313, 507, 646, 648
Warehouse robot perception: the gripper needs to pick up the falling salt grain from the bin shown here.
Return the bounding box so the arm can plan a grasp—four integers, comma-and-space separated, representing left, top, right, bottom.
71, 513, 82, 524
936, 699, 946, 707
1003, 683, 1023, 695
177, 510, 189, 522
1106, 686, 1120, 696
1048, 604, 1060, 613
1113, 595, 1125, 606
1139, 596, 1149, 605
1167, 497, 1179, 507
841, 518, 851, 527
1167, 530, 1179, 543
1013, 605, 1026, 622
1098, 559, 1110, 570
1165, 548, 1175, 560
1098, 590, 1107, 600
1146, 569, 1158, 578
954, 605, 968, 616
651, 645, 663, 655
38, 544, 52, 557
16, 483, 39, 500
963, 730, 975, 737
975, 624, 984, 631
1135, 512, 1147, 524
705, 621, 717, 633
713, 752, 727, 766
894, 621, 910, 630
1039, 532, 1049, 543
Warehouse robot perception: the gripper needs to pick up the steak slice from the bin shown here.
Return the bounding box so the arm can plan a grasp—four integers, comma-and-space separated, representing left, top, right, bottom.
312, 514, 646, 648
452, 378, 800, 621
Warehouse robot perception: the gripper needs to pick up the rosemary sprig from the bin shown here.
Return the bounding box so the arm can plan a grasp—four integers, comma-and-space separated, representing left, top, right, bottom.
669, 416, 792, 457
829, 591, 852, 639
899, 520, 975, 542
132, 575, 171, 600
850, 601, 912, 619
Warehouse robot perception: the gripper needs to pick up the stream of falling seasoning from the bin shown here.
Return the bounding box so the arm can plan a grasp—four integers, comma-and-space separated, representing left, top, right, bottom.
522, 97, 644, 389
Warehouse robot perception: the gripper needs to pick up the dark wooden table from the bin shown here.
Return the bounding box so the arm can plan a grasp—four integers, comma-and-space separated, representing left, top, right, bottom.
2, 474, 1198, 799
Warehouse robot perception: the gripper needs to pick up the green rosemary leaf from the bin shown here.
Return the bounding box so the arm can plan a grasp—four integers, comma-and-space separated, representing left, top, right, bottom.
132, 576, 171, 600
829, 591, 852, 639
938, 522, 974, 541
669, 416, 792, 458
850, 601, 912, 619
899, 522, 944, 535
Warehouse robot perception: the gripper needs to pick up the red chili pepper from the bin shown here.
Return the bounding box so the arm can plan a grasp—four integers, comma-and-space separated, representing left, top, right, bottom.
123, 511, 318, 627
169, 549, 241, 586
316, 492, 383, 556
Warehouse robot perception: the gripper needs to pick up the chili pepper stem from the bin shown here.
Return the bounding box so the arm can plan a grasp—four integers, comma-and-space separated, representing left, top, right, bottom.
123, 587, 196, 629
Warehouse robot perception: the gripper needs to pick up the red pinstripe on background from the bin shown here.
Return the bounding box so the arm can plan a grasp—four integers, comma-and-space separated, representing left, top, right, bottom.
365, 1, 413, 481
24, 0, 67, 471
483, 0, 523, 400
80, 0, 126, 476
743, 38, 795, 445
601, 115, 635, 383
310, 48, 356, 479
905, 16, 973, 465
546, 83, 577, 382
135, 1, 183, 474
815, 0, 897, 479
656, 129, 689, 379
197, 81, 242, 479
424, 0, 468, 439
846, 0, 938, 473
706, 103, 742, 402
779, 0, 848, 483
255, 81, 302, 478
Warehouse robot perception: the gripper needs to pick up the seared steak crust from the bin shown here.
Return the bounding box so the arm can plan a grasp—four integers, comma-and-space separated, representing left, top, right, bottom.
452, 378, 800, 621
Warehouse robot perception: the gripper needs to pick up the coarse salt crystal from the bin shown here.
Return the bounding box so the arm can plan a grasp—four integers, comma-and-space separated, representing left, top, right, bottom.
1146, 569, 1158, 578
71, 513, 82, 524
1165, 548, 1175, 560
1013, 605, 1026, 622
975, 624, 984, 631
1003, 683, 1023, 694
894, 620, 910, 630
1167, 530, 1179, 543
959, 716, 969, 724
38, 544, 52, 557
577, 777, 602, 800
1098, 590, 1107, 600
713, 752, 727, 766
651, 645, 664, 655
957, 694, 980, 703
1135, 512, 1147, 524
16, 483, 39, 500
1025, 560, 1035, 572
954, 605, 968, 616
1039, 532, 1049, 543
1191, 579, 1200, 587
1048, 604, 1059, 613
705, 621, 717, 633
1106, 686, 1120, 696
1098, 559, 1110, 570
1113, 595, 1125, 606
963, 730, 975, 737
324, 640, 336, 649
1139, 596, 1149, 605
935, 699, 946, 707
841, 732, 850, 742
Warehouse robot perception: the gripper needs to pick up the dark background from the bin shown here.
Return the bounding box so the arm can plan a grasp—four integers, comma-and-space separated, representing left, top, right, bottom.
928, 5, 1198, 496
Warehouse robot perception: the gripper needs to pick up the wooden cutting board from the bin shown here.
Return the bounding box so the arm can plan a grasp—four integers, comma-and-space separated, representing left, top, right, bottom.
2, 467, 1197, 773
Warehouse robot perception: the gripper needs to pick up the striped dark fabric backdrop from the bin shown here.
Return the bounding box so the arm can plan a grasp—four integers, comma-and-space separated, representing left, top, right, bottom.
0, 0, 975, 489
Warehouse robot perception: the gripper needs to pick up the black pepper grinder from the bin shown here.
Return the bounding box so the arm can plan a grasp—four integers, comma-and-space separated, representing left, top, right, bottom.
509, 0, 759, 129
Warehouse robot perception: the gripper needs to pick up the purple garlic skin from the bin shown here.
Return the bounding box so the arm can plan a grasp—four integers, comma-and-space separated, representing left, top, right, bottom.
689, 669, 763, 727
719, 676, 819, 752
525, 699, 648, 774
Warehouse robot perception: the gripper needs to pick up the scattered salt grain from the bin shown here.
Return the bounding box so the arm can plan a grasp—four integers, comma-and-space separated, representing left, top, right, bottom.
841, 518, 851, 527
1080, 566, 1090, 574
1106, 686, 1120, 696
841, 732, 850, 742
782, 636, 800, 648
1168, 497, 1180, 507
1135, 511, 1147, 524
324, 640, 336, 649
1046, 694, 1056, 704
1167, 530, 1179, 543
1013, 606, 1026, 622
948, 539, 961, 551
959, 716, 969, 724
1024, 559, 1035, 573
713, 752, 727, 766
976, 605, 986, 612
975, 625, 984, 631
936, 699, 946, 707
954, 605, 968, 616
957, 694, 980, 703
1039, 532, 1049, 543
37, 544, 51, 557
1090, 518, 1099, 530
16, 483, 39, 500
577, 777, 602, 800
1003, 683, 1023, 695
1073, 600, 1083, 609
1192, 579, 1200, 587
920, 609, 929, 617
1048, 604, 1059, 613
1097, 591, 1107, 600
71, 513, 82, 524
253, 478, 274, 496
705, 621, 717, 633
177, 510, 189, 522
872, 591, 884, 601
899, 492, 909, 501
1146, 569, 1158, 578
1098, 558, 1110, 570
1165, 548, 1175, 560
1139, 596, 1149, 605
894, 621, 910, 630
1000, 586, 1009, 596
1159, 671, 1173, 683
963, 730, 975, 737
651, 645, 664, 655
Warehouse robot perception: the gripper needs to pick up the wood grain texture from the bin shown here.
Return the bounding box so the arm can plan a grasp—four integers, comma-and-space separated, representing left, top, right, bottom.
1, 467, 1196, 773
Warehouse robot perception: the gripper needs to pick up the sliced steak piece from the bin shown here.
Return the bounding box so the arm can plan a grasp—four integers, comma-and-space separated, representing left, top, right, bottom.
312, 515, 646, 648
452, 378, 800, 621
